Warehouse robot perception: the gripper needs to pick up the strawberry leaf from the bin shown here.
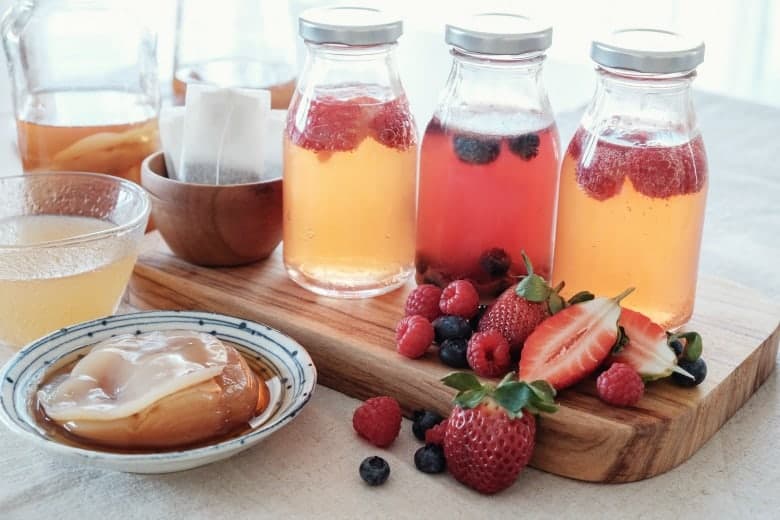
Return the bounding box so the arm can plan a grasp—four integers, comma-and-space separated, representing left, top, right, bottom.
454, 388, 487, 409
493, 382, 532, 416
528, 380, 556, 401
672, 331, 703, 361
528, 399, 559, 414
515, 251, 552, 303
548, 291, 565, 315
441, 372, 482, 392
568, 291, 595, 305
527, 380, 558, 414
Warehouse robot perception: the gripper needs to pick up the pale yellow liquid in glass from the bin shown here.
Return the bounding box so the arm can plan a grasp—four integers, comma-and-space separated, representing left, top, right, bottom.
0, 215, 137, 347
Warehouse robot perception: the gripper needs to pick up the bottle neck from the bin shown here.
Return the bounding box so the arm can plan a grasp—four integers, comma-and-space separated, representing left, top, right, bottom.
581, 67, 698, 139
434, 49, 554, 130
297, 42, 404, 100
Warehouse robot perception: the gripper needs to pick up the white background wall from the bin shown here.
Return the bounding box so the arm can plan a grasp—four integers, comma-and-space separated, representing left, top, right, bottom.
0, 0, 777, 111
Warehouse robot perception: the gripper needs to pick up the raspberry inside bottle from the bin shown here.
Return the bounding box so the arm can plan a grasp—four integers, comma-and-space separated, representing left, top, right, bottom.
552, 29, 708, 329
415, 14, 560, 298
283, 7, 417, 298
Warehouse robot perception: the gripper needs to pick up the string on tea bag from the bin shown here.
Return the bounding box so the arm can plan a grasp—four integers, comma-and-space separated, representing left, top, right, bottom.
177, 85, 271, 185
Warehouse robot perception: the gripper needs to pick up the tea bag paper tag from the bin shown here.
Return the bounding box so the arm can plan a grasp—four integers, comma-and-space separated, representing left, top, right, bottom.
178, 85, 271, 184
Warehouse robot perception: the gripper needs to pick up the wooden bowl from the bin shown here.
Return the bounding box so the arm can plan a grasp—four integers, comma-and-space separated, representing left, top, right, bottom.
141, 152, 282, 266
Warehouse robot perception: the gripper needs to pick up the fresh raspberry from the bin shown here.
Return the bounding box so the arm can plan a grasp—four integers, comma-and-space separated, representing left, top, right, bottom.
370, 96, 416, 151
396, 315, 434, 359
467, 330, 511, 378
596, 362, 644, 407
352, 396, 402, 448
288, 96, 368, 152
439, 280, 480, 318
625, 135, 708, 198
404, 284, 443, 321
570, 128, 626, 201
424, 419, 448, 445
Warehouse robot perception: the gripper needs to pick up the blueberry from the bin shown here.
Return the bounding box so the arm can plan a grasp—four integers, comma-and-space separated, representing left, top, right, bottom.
412, 410, 444, 441
359, 456, 390, 486
432, 315, 472, 343
469, 304, 489, 331
479, 248, 511, 278
508, 133, 540, 160
672, 358, 707, 387
669, 339, 684, 358
438, 338, 469, 368
453, 135, 500, 164
414, 444, 447, 474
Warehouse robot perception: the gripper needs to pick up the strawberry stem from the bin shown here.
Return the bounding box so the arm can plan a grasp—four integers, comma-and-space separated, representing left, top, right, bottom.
521, 251, 534, 276
612, 287, 636, 304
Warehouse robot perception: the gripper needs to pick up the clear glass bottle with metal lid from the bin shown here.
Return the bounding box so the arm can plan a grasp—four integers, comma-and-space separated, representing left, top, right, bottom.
552, 29, 708, 329
283, 6, 417, 298
415, 13, 559, 298
1, 0, 159, 185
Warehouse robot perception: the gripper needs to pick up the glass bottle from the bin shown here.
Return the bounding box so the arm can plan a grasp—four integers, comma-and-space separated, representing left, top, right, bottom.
1, 0, 160, 185
552, 29, 708, 329
284, 6, 417, 298
173, 0, 297, 109
416, 14, 559, 298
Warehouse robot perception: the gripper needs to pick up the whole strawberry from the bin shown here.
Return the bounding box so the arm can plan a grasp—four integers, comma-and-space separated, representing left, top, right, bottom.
441, 372, 557, 494
478, 252, 568, 351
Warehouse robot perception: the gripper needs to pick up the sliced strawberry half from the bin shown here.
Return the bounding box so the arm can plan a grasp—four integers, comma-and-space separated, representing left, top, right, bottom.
609, 308, 694, 381
518, 289, 633, 390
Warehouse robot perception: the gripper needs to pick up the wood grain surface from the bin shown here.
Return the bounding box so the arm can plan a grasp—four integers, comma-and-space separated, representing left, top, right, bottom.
128, 232, 779, 483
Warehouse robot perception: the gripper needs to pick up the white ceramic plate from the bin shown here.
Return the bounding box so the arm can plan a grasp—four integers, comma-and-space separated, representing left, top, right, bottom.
0, 311, 316, 473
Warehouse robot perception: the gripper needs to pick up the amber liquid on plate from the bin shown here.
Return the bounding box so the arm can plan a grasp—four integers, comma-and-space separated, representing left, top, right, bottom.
173, 58, 296, 109
283, 91, 417, 297
17, 91, 160, 185
32, 343, 278, 454
0, 216, 138, 347
552, 128, 708, 329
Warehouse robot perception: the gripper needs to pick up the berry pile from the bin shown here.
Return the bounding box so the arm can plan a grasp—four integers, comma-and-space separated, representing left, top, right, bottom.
377, 247, 711, 495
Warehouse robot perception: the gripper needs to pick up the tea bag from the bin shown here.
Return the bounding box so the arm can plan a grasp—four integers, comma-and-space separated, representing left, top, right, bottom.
177, 85, 271, 185
159, 106, 184, 178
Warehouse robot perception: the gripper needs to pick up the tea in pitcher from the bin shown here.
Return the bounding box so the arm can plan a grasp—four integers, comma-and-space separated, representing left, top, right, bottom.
17, 91, 159, 184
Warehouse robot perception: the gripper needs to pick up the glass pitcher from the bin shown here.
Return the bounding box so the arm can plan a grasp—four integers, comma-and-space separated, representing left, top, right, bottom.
552, 29, 708, 329
416, 13, 559, 298
1, 0, 160, 185
173, 0, 297, 109
283, 6, 417, 298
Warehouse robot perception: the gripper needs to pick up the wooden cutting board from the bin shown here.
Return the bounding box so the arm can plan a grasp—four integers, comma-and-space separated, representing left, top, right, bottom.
128, 232, 779, 483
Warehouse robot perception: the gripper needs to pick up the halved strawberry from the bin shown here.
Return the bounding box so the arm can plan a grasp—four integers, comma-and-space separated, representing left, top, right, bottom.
518, 289, 633, 390
609, 308, 694, 381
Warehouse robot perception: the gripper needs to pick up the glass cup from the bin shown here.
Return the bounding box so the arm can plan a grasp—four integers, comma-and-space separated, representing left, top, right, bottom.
0, 173, 150, 348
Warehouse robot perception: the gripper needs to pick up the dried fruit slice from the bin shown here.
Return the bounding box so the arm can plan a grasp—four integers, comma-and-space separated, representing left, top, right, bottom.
518, 289, 633, 390
609, 308, 695, 381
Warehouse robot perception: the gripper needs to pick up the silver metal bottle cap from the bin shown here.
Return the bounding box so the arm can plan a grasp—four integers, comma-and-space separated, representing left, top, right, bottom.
299, 6, 403, 46
591, 28, 705, 73
445, 13, 552, 55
